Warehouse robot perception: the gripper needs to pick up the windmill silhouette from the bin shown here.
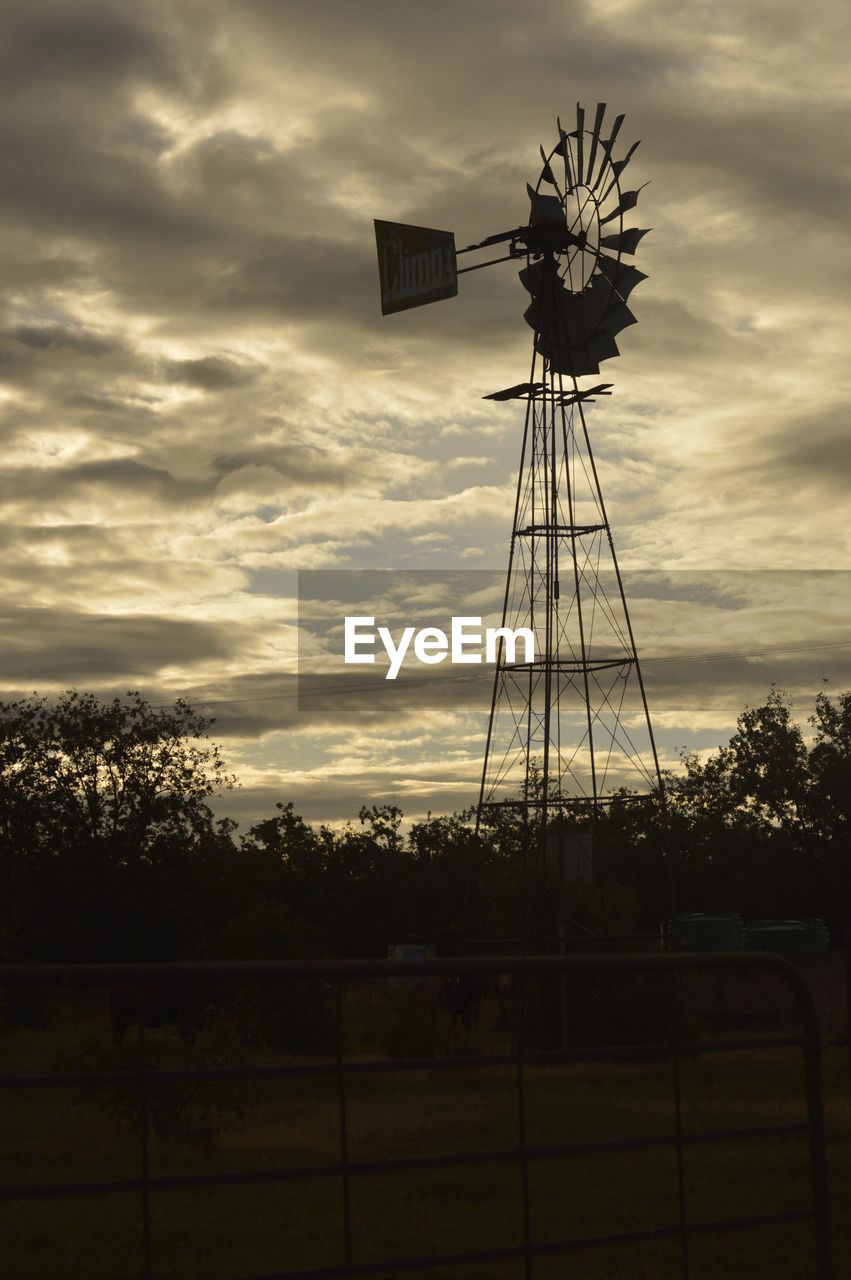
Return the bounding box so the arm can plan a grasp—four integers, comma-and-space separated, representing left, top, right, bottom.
375, 103, 663, 868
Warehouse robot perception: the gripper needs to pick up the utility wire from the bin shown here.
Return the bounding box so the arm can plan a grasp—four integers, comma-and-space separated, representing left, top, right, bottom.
152, 638, 851, 711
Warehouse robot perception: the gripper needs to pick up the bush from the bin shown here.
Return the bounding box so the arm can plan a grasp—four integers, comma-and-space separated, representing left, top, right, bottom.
64, 1015, 247, 1148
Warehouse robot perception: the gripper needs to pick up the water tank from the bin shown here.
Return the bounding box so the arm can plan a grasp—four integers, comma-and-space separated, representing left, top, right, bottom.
744, 919, 830, 951
667, 913, 745, 952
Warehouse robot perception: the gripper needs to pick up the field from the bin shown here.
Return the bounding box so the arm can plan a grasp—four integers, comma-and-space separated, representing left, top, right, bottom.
0, 980, 849, 1280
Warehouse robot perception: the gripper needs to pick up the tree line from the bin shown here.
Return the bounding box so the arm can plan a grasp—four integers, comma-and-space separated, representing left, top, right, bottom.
0, 685, 848, 965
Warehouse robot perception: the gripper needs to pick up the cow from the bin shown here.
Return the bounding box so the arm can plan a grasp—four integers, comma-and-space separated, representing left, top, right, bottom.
443, 974, 490, 1043
494, 972, 515, 1032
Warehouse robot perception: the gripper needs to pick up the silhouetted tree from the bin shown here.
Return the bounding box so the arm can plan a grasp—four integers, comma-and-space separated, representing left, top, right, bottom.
807, 687, 851, 839
3, 684, 849, 965
0, 690, 235, 960
659, 686, 850, 924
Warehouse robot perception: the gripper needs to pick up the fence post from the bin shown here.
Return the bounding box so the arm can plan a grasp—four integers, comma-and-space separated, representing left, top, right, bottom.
138, 989, 153, 1280
846, 921, 851, 1128
803, 1022, 832, 1279
335, 979, 353, 1278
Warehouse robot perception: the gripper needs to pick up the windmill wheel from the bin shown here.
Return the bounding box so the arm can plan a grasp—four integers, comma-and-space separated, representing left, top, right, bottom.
521, 102, 650, 379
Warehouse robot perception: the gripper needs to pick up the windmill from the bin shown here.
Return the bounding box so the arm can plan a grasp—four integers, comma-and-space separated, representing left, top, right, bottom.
374, 103, 665, 899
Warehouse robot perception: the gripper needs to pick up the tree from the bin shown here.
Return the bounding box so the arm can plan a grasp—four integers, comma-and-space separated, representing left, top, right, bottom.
807, 687, 851, 840
0, 689, 234, 857
805, 687, 851, 915
662, 686, 848, 921
724, 686, 808, 830
0, 690, 236, 961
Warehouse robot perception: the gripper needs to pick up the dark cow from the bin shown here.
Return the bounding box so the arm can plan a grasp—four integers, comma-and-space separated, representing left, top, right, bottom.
108, 982, 220, 1045
494, 972, 514, 1031
443, 974, 489, 1035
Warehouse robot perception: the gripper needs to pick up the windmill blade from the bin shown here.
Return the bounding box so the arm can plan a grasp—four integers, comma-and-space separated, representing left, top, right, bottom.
572, 349, 602, 376
599, 227, 651, 255
584, 103, 607, 192
554, 116, 575, 191
550, 339, 601, 377
574, 102, 585, 184
527, 184, 565, 226
554, 291, 593, 350
590, 112, 625, 191
596, 255, 648, 302
605, 113, 626, 153
556, 283, 636, 348
525, 274, 628, 360
599, 187, 643, 226
586, 331, 620, 364
524, 290, 571, 336
524, 277, 593, 347
540, 145, 566, 203
527, 297, 583, 355
538, 332, 597, 376
598, 140, 641, 201
555, 276, 610, 340
600, 301, 638, 339
518, 260, 547, 293
539, 145, 558, 187
523, 263, 637, 352
535, 286, 627, 374
523, 295, 547, 334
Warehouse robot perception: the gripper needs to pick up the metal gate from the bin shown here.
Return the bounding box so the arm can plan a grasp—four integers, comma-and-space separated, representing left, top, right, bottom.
0, 953, 833, 1278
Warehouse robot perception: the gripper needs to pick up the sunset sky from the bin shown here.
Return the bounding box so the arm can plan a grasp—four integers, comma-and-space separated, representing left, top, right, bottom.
1, 0, 849, 828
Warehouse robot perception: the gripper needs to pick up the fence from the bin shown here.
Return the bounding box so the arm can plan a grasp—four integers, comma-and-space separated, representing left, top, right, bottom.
0, 953, 833, 1279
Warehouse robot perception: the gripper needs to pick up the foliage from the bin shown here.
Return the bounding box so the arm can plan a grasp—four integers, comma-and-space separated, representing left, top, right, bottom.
2, 684, 850, 965
648, 685, 851, 923
66, 1017, 247, 1148
0, 690, 235, 961
808, 686, 851, 839
0, 689, 234, 855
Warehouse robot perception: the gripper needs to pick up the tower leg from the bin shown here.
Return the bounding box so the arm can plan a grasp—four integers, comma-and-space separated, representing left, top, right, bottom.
477, 367, 665, 905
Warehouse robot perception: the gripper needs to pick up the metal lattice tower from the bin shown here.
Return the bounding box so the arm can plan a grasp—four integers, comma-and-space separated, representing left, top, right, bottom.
477, 369, 662, 830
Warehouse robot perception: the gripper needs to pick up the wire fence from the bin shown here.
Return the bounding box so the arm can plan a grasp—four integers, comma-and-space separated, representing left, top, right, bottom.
0, 952, 834, 1279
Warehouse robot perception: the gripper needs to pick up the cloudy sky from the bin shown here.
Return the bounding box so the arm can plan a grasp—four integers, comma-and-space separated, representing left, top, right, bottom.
1, 0, 849, 828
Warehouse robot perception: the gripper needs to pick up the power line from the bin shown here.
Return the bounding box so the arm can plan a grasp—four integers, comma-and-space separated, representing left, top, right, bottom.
153, 638, 851, 712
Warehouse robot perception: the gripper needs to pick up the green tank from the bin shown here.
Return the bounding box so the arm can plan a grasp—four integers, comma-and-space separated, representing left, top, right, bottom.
744, 919, 830, 951
666, 913, 745, 952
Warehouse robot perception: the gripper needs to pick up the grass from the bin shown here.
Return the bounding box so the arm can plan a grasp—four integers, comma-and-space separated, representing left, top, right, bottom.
0, 983, 848, 1279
